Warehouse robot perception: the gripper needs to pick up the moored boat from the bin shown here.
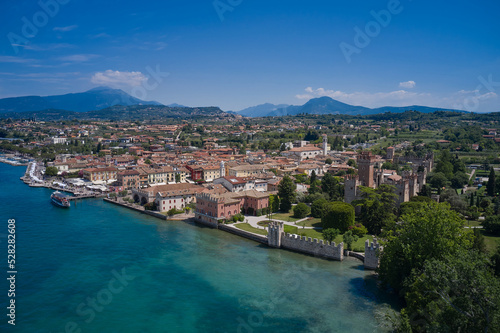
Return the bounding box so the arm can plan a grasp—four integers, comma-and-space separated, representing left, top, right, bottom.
51, 191, 70, 208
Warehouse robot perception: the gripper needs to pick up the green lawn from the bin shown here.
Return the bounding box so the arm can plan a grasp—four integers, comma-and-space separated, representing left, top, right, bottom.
296, 217, 322, 228
270, 212, 301, 222
481, 230, 500, 253
286, 227, 374, 252
235, 223, 268, 236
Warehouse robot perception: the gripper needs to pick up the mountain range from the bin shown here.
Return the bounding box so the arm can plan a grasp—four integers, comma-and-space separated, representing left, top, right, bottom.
0, 87, 468, 118
0, 87, 163, 113
235, 96, 466, 117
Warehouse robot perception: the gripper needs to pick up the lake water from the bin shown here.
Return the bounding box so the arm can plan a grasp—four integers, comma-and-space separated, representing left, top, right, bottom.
0, 163, 398, 332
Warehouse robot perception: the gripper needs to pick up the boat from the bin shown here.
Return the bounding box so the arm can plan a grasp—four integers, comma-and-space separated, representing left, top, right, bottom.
51, 191, 70, 208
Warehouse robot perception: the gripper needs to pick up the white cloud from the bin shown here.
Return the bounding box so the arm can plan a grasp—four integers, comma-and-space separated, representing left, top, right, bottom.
53, 25, 78, 32
399, 81, 416, 89
58, 54, 99, 62
0, 56, 35, 64
91, 70, 147, 87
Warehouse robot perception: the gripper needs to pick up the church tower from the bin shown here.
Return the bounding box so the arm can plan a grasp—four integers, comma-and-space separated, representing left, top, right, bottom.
322, 134, 328, 156
220, 161, 226, 178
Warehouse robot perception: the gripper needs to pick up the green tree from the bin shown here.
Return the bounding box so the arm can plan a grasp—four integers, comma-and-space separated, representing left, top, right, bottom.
322, 228, 340, 243
488, 167, 496, 196
354, 185, 397, 235
343, 230, 358, 251
321, 201, 355, 232
405, 249, 500, 332
378, 203, 473, 292
321, 172, 343, 200
428, 172, 448, 189
278, 175, 296, 212
293, 203, 310, 218
451, 172, 469, 189
311, 198, 328, 218
45, 166, 58, 177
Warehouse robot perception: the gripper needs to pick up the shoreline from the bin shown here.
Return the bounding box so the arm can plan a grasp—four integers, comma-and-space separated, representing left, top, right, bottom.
19, 161, 368, 265
103, 197, 368, 265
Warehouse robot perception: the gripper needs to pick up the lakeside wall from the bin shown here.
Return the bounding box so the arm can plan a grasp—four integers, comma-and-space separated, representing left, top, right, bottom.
104, 198, 381, 267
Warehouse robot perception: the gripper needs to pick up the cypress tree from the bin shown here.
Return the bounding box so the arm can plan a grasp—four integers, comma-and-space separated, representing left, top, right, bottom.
487, 167, 496, 196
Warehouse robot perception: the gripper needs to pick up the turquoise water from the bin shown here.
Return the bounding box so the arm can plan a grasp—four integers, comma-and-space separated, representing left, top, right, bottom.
0, 163, 397, 332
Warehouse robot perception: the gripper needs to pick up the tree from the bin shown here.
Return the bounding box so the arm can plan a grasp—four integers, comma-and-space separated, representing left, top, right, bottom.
488, 167, 496, 196
269, 194, 280, 213
325, 158, 332, 165
440, 188, 467, 213
347, 159, 357, 168
321, 172, 343, 200
428, 172, 448, 189
278, 175, 296, 212
322, 228, 340, 243
321, 201, 355, 232
404, 249, 500, 332
343, 230, 358, 251
293, 203, 310, 218
311, 198, 328, 218
175, 173, 181, 183
45, 166, 58, 177
378, 203, 473, 292
354, 185, 397, 235
451, 172, 469, 189
472, 228, 487, 253
482, 215, 500, 235
310, 170, 317, 184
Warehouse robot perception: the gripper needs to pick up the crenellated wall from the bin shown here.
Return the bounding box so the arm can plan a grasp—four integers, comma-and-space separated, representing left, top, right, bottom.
364, 239, 383, 270
268, 221, 344, 261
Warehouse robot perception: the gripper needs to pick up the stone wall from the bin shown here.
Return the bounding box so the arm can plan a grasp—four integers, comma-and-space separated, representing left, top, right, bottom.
364, 239, 382, 270
268, 221, 344, 261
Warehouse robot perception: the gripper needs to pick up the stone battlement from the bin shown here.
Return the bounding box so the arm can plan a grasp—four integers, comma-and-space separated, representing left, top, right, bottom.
364, 239, 383, 270
268, 221, 343, 261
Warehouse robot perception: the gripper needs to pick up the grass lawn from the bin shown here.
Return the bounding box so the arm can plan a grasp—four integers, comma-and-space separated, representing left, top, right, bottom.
481, 230, 500, 253
465, 220, 482, 227
285, 227, 374, 252
270, 212, 301, 222
235, 223, 268, 236
296, 217, 322, 228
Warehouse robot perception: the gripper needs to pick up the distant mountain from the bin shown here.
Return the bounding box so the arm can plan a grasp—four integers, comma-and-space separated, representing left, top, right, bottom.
236, 103, 291, 117
237, 96, 466, 117
0, 86, 162, 113
167, 103, 188, 108
0, 105, 235, 121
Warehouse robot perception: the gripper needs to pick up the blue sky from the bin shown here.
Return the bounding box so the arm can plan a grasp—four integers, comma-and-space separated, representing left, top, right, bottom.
0, 0, 499, 112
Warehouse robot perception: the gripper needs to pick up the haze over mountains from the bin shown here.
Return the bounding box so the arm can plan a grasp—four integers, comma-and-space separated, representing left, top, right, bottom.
235, 96, 467, 117
0, 87, 469, 117
0, 87, 163, 113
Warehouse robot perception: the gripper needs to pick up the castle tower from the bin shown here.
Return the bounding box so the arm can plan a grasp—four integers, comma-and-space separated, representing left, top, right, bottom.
386, 146, 395, 160
357, 151, 375, 188
220, 161, 226, 178
268, 221, 284, 248
322, 134, 328, 156
364, 239, 383, 270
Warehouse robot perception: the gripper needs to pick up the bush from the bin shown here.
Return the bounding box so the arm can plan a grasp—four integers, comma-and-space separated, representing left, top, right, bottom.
311, 198, 328, 218
322, 228, 340, 243
321, 201, 355, 232
256, 209, 262, 216
482, 215, 500, 235
293, 203, 311, 218
343, 230, 359, 251
349, 224, 368, 237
